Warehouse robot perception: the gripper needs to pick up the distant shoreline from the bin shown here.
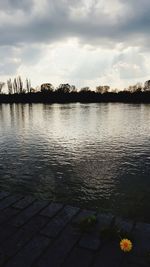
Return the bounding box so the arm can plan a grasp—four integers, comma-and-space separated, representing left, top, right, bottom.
1, 91, 150, 103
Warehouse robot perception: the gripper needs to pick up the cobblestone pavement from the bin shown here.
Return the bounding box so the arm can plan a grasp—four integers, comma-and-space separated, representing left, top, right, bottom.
0, 191, 149, 267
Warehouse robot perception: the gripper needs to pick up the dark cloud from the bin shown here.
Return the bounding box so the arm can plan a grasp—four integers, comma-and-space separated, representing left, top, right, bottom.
0, 0, 149, 87
0, 0, 33, 12
0, 0, 149, 48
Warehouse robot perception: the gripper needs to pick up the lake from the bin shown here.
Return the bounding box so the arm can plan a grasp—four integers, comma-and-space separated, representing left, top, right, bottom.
0, 103, 150, 221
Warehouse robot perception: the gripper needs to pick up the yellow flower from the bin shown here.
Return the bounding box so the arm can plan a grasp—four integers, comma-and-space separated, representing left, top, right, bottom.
120, 239, 133, 252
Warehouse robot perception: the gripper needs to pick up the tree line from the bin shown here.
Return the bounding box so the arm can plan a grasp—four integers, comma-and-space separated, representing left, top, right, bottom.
0, 76, 150, 94
0, 77, 32, 94
0, 76, 150, 103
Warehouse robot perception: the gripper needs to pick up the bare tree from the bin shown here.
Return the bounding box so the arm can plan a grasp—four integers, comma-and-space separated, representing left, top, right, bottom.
17, 76, 23, 93
26, 78, 31, 93
143, 80, 150, 91
56, 83, 71, 93
96, 85, 110, 93
103, 85, 110, 93
13, 78, 18, 93
7, 79, 13, 94
70, 85, 77, 92
127, 83, 143, 93
96, 86, 103, 94
135, 82, 143, 92
41, 83, 54, 92
79, 86, 90, 92
0, 82, 5, 93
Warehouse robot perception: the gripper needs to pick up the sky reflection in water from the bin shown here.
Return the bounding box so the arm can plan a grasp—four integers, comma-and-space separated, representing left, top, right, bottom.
0, 103, 150, 222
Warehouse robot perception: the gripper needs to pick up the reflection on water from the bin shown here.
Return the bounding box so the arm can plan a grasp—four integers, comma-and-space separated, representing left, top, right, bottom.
0, 103, 150, 222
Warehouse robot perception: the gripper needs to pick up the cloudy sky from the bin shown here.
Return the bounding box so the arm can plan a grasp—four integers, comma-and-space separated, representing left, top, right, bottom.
0, 0, 150, 90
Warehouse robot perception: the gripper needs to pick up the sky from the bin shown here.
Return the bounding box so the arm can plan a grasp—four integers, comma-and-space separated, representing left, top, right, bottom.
0, 0, 150, 90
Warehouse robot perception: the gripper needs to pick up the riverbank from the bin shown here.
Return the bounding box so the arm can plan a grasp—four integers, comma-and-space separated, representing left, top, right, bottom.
0, 191, 149, 266
1, 91, 150, 103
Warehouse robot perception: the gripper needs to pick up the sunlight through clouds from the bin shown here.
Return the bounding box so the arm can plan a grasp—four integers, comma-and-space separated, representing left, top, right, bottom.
0, 0, 150, 89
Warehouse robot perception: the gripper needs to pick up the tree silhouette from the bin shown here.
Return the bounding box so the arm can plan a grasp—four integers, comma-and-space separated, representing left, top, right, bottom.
79, 86, 90, 92
7, 79, 13, 94
17, 76, 23, 93
96, 85, 110, 94
0, 82, 5, 93
26, 78, 31, 93
0, 76, 150, 103
56, 84, 71, 93
41, 83, 54, 92
70, 85, 77, 92
13, 78, 18, 93
144, 80, 150, 91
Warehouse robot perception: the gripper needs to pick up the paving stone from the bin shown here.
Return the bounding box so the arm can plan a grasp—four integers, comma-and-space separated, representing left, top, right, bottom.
72, 209, 95, 224
122, 262, 142, 267
0, 224, 18, 265
41, 205, 79, 238
0, 191, 10, 200
0, 195, 23, 210
36, 225, 81, 267
40, 202, 63, 218
12, 196, 35, 209
0, 223, 18, 244
94, 212, 114, 238
62, 247, 94, 267
11, 200, 50, 227
92, 241, 123, 267
97, 212, 114, 230
0, 207, 20, 225
4, 234, 51, 267
115, 217, 134, 233
125, 254, 150, 267
0, 215, 49, 265
79, 233, 101, 250
0, 192, 149, 267
132, 222, 150, 255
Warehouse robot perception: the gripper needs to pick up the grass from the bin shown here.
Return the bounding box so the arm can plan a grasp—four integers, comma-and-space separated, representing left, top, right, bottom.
76, 215, 97, 232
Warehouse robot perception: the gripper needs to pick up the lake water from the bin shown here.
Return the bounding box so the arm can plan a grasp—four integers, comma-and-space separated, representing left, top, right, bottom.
0, 103, 150, 221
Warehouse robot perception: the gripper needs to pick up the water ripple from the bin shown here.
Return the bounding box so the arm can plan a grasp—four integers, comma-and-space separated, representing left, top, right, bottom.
0, 103, 150, 221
